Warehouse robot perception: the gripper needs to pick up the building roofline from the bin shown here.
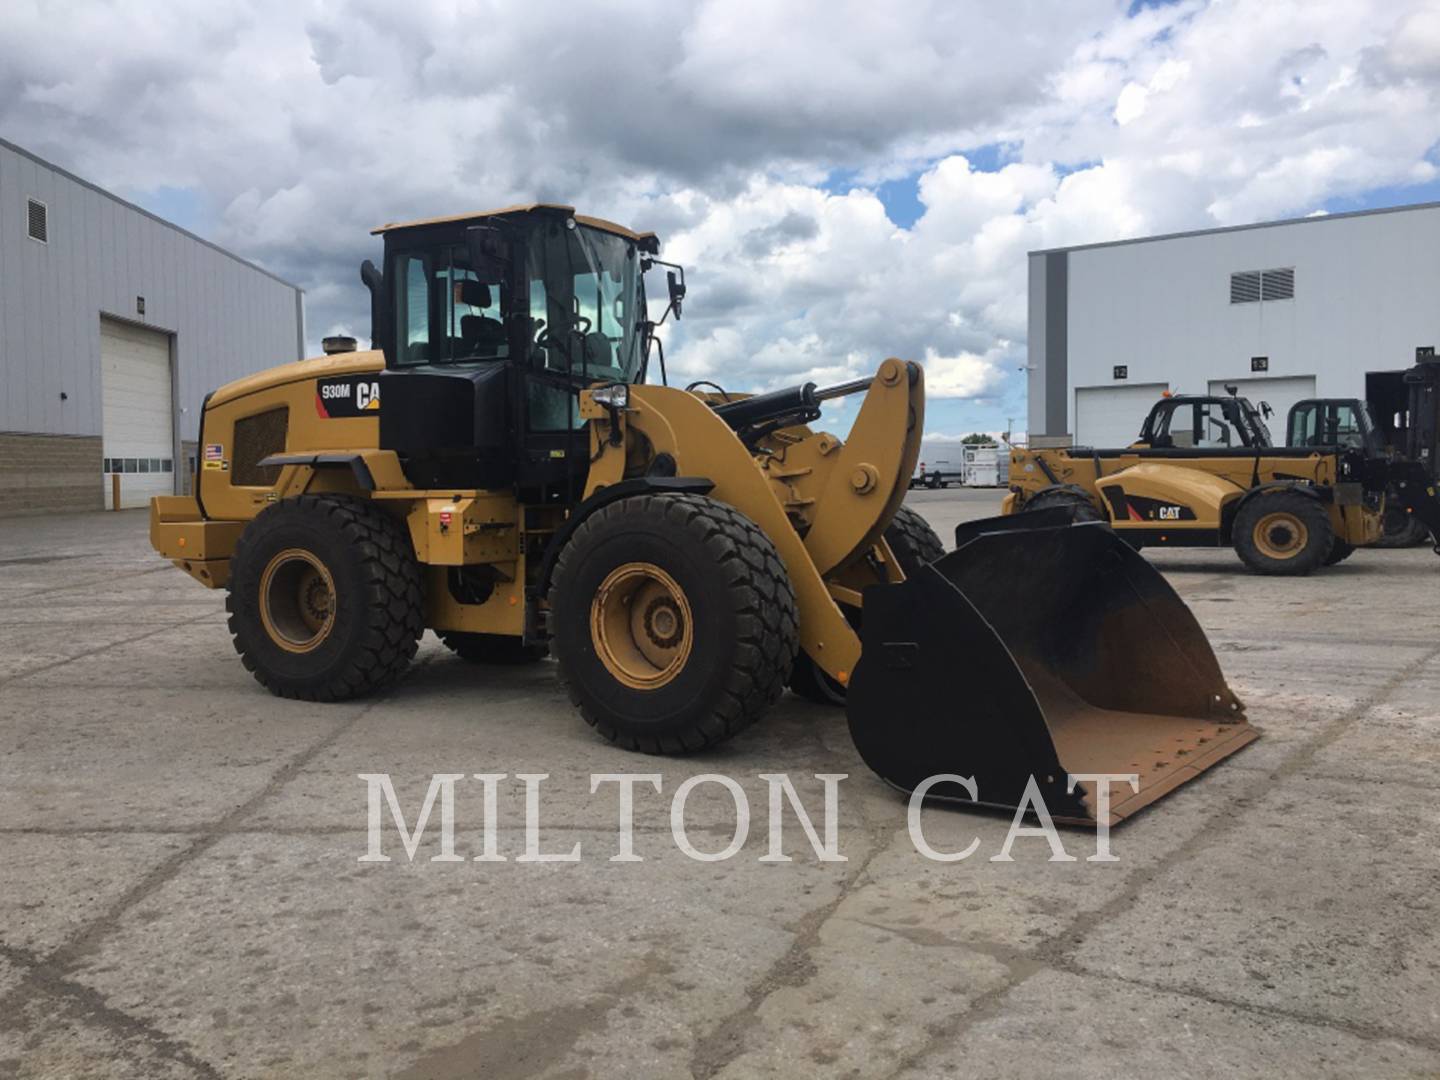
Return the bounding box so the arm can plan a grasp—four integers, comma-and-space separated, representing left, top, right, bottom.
1028, 198, 1440, 257
0, 135, 303, 293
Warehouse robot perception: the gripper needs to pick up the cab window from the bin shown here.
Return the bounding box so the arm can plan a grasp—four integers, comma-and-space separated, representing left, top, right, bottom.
1160, 402, 1246, 448
392, 246, 507, 366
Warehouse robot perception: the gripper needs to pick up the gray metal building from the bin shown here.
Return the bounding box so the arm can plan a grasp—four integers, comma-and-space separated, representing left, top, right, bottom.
1027, 202, 1440, 448
0, 137, 304, 514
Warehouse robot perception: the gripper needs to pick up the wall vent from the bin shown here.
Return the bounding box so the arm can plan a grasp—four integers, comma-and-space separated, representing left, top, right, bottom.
1261, 267, 1294, 301
26, 198, 48, 243
1230, 267, 1294, 304
1229, 271, 1260, 303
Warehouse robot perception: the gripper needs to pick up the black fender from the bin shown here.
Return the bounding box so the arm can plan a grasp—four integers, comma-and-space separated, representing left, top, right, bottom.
1222, 480, 1327, 543
532, 476, 716, 603
257, 452, 376, 492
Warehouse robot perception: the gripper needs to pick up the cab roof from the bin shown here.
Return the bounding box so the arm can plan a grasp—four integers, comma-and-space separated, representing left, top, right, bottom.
371, 203, 658, 248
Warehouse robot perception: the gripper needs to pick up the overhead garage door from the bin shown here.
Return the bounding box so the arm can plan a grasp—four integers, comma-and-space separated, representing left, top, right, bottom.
101, 318, 174, 509
1206, 376, 1316, 443
1074, 383, 1170, 448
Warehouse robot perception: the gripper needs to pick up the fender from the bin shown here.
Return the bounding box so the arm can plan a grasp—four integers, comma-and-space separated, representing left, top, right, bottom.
258, 452, 376, 491
1222, 480, 1327, 541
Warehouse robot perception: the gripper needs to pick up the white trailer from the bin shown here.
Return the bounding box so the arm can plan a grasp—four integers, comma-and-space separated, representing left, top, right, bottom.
961, 444, 1011, 487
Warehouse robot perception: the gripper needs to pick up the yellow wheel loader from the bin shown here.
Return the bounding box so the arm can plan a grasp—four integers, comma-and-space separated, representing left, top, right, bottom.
1007, 390, 1440, 575
150, 204, 1257, 826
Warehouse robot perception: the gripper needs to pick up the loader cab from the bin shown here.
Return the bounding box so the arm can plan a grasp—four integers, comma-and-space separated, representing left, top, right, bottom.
361, 204, 664, 497
1137, 394, 1272, 450
1285, 398, 1383, 456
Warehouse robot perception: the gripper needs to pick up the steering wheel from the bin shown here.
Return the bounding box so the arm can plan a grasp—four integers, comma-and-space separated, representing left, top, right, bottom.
534, 314, 592, 352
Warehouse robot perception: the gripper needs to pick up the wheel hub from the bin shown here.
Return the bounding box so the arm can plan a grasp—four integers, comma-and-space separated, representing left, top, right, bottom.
259, 548, 337, 653
591, 562, 693, 690
1254, 511, 1307, 559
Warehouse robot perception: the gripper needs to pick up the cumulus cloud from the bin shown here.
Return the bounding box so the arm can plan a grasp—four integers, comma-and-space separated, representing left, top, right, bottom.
2, 0, 1439, 437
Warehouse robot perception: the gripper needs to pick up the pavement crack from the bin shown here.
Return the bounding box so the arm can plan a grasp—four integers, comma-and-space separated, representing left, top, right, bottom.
0, 663, 432, 1070
0, 609, 217, 689
1058, 961, 1440, 1055
688, 823, 898, 1079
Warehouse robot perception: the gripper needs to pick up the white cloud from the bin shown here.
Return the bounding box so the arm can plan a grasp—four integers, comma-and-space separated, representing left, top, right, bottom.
1, 0, 1438, 437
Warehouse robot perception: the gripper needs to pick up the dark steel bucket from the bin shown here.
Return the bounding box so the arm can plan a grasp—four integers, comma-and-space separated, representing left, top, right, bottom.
847, 510, 1259, 827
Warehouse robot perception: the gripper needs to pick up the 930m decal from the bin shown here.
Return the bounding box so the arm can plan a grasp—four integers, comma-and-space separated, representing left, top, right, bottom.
315, 376, 381, 418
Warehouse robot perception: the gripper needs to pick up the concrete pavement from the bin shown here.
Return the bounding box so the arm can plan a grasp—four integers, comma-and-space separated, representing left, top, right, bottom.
1, 491, 1438, 1078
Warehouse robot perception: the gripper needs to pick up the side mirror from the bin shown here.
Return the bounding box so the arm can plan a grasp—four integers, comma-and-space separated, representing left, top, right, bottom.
1260, 401, 1274, 419
667, 270, 686, 319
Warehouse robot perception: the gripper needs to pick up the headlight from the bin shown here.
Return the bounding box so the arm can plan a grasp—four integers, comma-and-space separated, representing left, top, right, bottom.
590, 385, 629, 408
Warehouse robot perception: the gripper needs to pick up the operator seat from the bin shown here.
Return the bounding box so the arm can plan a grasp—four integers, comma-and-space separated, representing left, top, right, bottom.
458, 281, 506, 358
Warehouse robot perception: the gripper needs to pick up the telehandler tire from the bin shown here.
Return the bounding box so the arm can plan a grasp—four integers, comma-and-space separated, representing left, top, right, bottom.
1232, 490, 1332, 576
226, 495, 424, 700
439, 632, 548, 665
549, 493, 799, 754
788, 505, 945, 707
1023, 486, 1104, 522
1323, 540, 1356, 566
1376, 506, 1428, 548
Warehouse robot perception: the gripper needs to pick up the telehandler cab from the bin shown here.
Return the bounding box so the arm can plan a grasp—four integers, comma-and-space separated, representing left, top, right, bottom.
151, 204, 1256, 826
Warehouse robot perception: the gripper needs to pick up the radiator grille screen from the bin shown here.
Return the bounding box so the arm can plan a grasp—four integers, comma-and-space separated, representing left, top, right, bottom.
232, 407, 289, 487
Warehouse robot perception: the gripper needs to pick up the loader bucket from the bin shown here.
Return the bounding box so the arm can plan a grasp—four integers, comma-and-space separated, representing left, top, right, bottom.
847, 510, 1258, 827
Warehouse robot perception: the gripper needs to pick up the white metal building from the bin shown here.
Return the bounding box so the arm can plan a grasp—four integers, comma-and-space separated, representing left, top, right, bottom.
1026, 202, 1440, 449
0, 138, 304, 513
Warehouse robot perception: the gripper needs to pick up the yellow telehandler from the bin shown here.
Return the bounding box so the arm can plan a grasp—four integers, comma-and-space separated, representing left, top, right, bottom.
150, 204, 1257, 826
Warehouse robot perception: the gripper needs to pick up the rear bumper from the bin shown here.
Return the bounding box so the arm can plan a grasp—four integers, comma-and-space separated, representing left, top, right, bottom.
149, 496, 242, 588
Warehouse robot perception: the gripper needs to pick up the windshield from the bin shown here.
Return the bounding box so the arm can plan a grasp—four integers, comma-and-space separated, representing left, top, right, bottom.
388, 222, 644, 384
526, 223, 643, 384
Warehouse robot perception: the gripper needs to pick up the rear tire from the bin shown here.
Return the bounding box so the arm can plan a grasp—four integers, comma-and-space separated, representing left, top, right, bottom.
789, 504, 945, 707
1024, 486, 1104, 523
1232, 491, 1332, 576
438, 631, 547, 665
549, 493, 799, 753
226, 495, 423, 700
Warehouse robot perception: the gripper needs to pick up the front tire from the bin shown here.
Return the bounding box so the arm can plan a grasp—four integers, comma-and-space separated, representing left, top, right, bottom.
549, 494, 799, 753
789, 504, 945, 707
885, 505, 946, 569
226, 495, 424, 700
1232, 491, 1333, 576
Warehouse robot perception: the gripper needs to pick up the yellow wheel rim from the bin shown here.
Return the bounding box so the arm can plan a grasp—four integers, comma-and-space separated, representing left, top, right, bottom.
1253, 511, 1308, 560
590, 562, 693, 690
259, 548, 336, 653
